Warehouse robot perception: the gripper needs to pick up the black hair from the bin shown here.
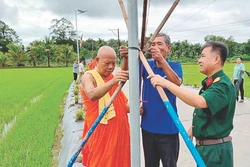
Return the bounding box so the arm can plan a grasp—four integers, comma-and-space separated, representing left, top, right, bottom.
201, 41, 228, 65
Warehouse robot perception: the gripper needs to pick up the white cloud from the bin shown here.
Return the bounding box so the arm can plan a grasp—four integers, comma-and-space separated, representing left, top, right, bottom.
1, 0, 249, 46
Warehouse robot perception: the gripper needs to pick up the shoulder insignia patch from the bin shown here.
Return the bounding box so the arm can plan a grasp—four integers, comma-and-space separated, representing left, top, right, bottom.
213, 77, 220, 83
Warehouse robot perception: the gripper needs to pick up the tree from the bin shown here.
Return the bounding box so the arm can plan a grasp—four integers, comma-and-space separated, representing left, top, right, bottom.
6, 43, 27, 66
107, 38, 121, 62
0, 51, 8, 67
82, 38, 97, 59
27, 40, 46, 66
80, 47, 91, 60
168, 40, 201, 62
42, 36, 55, 67
57, 44, 75, 67
204, 35, 244, 58
242, 39, 250, 56
49, 18, 76, 39
204, 35, 226, 43
49, 18, 78, 53
0, 21, 21, 53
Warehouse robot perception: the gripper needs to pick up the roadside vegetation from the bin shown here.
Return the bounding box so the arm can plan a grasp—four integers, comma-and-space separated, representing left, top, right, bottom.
1, 19, 250, 68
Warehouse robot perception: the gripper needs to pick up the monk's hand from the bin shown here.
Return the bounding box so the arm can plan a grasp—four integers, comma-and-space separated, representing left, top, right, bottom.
119, 46, 128, 59
113, 70, 129, 84
188, 126, 193, 141
147, 74, 166, 88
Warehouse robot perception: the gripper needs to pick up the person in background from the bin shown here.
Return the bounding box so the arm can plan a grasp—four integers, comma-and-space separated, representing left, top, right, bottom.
73, 60, 79, 83
80, 46, 130, 167
79, 59, 85, 82
233, 57, 245, 102
149, 41, 236, 167
87, 59, 98, 70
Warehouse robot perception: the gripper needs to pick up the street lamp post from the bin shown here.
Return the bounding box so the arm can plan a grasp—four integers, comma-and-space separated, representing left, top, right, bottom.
75, 9, 87, 64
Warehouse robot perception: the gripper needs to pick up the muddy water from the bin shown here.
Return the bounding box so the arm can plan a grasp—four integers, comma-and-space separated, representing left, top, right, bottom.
0, 116, 16, 140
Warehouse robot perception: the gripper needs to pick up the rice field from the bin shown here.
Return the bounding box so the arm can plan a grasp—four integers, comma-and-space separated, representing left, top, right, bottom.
0, 68, 72, 166
182, 62, 250, 98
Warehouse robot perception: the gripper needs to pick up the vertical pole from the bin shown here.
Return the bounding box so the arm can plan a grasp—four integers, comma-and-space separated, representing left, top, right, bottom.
75, 10, 80, 64
92, 40, 94, 59
117, 28, 120, 47
128, 0, 140, 167
140, 0, 148, 51
117, 28, 121, 64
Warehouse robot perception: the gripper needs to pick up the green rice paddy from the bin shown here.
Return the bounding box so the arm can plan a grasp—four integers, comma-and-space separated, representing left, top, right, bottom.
0, 68, 72, 166
182, 63, 249, 97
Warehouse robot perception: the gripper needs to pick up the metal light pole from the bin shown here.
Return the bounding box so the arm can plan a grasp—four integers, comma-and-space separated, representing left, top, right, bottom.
127, 0, 140, 166
75, 9, 87, 64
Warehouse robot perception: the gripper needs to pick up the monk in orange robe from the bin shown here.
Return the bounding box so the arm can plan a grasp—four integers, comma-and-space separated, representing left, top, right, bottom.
87, 60, 92, 70
80, 46, 130, 167
87, 59, 98, 70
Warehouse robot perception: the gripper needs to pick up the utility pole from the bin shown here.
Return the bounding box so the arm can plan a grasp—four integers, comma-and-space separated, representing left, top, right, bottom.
109, 28, 121, 63
92, 39, 94, 59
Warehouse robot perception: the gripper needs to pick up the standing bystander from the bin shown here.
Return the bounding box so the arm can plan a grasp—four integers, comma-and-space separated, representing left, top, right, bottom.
233, 57, 245, 102
73, 60, 79, 83
79, 59, 85, 82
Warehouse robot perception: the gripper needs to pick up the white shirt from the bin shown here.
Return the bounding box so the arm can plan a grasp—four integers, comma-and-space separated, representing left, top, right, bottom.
79, 63, 84, 73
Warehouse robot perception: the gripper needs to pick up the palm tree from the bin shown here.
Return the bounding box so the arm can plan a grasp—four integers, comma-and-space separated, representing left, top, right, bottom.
0, 51, 8, 67
58, 44, 75, 67
27, 40, 46, 66
6, 43, 26, 66
42, 36, 55, 67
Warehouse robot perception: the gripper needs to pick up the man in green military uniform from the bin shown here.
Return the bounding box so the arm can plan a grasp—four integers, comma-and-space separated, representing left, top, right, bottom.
148, 41, 236, 167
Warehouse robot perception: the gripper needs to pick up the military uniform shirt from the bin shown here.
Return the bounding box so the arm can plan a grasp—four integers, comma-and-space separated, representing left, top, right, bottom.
192, 70, 236, 140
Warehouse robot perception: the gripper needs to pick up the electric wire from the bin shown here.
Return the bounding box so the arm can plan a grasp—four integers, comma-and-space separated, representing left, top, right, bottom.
169, 19, 250, 33
168, 0, 217, 31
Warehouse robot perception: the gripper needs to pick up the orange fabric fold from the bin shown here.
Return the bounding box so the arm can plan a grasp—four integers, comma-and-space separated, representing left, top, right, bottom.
80, 74, 130, 167
88, 60, 97, 70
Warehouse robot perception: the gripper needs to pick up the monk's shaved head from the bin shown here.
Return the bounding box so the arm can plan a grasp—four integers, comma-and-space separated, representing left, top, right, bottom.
97, 46, 116, 59
95, 46, 117, 77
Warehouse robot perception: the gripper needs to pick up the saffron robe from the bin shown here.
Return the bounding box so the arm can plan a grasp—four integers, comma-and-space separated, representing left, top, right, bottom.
81, 73, 130, 167
87, 60, 97, 70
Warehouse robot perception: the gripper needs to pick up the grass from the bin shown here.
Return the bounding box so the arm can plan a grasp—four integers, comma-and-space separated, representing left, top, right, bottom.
0, 68, 72, 167
182, 62, 250, 97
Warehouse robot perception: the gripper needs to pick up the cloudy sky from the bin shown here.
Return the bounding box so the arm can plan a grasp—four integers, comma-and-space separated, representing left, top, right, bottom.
1, 0, 250, 46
